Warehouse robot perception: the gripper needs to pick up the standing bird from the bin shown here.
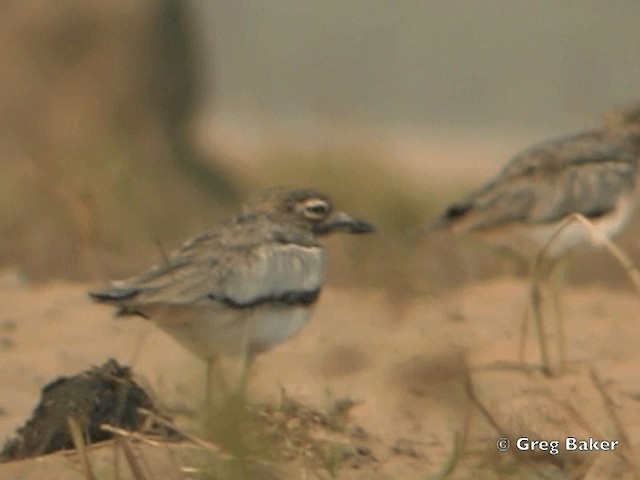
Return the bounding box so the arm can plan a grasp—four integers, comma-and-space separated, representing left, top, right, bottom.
430, 106, 640, 374
90, 187, 374, 402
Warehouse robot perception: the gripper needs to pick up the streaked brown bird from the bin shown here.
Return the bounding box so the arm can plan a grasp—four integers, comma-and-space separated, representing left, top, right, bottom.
90, 187, 375, 402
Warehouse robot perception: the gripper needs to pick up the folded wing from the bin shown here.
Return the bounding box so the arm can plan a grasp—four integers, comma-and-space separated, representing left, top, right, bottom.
434, 131, 638, 232
89, 221, 326, 316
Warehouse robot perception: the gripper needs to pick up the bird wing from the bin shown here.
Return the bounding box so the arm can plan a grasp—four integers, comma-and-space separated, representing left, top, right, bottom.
435, 131, 639, 232
89, 216, 325, 315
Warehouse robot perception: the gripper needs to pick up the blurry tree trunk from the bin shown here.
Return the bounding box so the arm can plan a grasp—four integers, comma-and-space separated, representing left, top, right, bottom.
150, 0, 237, 200
0, 0, 237, 281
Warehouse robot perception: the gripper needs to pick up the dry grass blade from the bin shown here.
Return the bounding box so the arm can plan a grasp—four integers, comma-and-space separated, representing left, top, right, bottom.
430, 431, 463, 480
137, 407, 231, 458
103, 424, 187, 480
100, 424, 161, 447
160, 440, 189, 480
589, 370, 631, 448
589, 369, 639, 477
463, 366, 506, 437
116, 436, 149, 480
112, 439, 121, 480
537, 388, 636, 476
67, 416, 97, 480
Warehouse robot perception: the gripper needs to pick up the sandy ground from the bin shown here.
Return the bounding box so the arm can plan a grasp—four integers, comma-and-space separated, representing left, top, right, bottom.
0, 266, 639, 479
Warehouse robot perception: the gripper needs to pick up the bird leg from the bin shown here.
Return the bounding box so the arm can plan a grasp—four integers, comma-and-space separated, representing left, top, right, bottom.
529, 213, 640, 377
555, 214, 640, 292
205, 355, 230, 409
233, 351, 255, 403
528, 215, 582, 376
548, 256, 569, 371
525, 257, 567, 376
528, 260, 552, 375
228, 317, 255, 402
203, 319, 255, 416
570, 214, 640, 294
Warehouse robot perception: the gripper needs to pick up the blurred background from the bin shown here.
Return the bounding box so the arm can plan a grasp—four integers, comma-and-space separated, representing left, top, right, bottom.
2, 0, 640, 293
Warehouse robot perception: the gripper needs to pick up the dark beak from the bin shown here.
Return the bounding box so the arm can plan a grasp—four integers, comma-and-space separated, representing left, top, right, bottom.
316, 211, 375, 235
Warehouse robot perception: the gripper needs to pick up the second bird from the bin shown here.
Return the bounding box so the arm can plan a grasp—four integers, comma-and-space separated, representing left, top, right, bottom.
431, 105, 640, 373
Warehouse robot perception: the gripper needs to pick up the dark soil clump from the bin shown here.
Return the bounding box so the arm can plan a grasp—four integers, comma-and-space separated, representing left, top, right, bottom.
0, 359, 158, 462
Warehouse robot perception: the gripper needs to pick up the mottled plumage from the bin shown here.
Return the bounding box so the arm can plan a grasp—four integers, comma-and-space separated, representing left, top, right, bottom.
432, 107, 640, 257
90, 187, 374, 359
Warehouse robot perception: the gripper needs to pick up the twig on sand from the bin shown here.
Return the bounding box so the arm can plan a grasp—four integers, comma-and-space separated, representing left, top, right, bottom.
136, 407, 232, 457
590, 369, 638, 477
67, 416, 97, 480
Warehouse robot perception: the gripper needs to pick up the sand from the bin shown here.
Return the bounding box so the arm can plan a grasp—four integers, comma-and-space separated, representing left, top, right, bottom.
0, 268, 638, 478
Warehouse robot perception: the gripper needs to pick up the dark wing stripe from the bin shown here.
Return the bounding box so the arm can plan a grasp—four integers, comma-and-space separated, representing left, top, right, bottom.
115, 306, 149, 319
583, 206, 611, 219
207, 289, 320, 309
88, 287, 140, 303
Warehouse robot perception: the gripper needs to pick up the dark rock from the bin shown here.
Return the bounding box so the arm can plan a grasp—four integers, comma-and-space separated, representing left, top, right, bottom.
0, 359, 160, 462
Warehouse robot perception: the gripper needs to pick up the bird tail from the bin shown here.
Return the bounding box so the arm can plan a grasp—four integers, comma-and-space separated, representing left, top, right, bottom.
88, 286, 149, 318
88, 286, 139, 304
426, 201, 474, 233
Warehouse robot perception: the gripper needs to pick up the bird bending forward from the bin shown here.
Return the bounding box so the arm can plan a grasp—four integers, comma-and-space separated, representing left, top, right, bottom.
431, 106, 640, 258
430, 105, 640, 374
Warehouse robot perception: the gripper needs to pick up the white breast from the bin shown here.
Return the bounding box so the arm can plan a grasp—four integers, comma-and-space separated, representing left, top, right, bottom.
141, 242, 325, 359
222, 244, 325, 305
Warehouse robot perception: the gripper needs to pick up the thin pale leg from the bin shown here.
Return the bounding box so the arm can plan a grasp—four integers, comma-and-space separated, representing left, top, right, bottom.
205, 355, 229, 408
550, 214, 640, 370
554, 214, 640, 372
529, 216, 578, 376
549, 257, 569, 370
233, 353, 255, 401
229, 317, 255, 400
204, 319, 256, 409
530, 213, 640, 376
564, 214, 640, 292
529, 262, 552, 375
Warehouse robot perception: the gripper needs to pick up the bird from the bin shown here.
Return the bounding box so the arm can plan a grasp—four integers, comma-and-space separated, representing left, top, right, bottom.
430, 105, 640, 374
89, 187, 375, 403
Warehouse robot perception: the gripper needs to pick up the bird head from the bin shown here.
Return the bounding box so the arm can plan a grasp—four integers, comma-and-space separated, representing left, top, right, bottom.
243, 187, 375, 236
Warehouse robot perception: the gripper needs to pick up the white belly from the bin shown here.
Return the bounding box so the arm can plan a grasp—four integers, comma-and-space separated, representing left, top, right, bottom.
150, 303, 314, 359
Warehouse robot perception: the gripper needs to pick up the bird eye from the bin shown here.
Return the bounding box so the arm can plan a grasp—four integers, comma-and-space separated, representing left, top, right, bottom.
303, 200, 329, 218
308, 204, 327, 214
